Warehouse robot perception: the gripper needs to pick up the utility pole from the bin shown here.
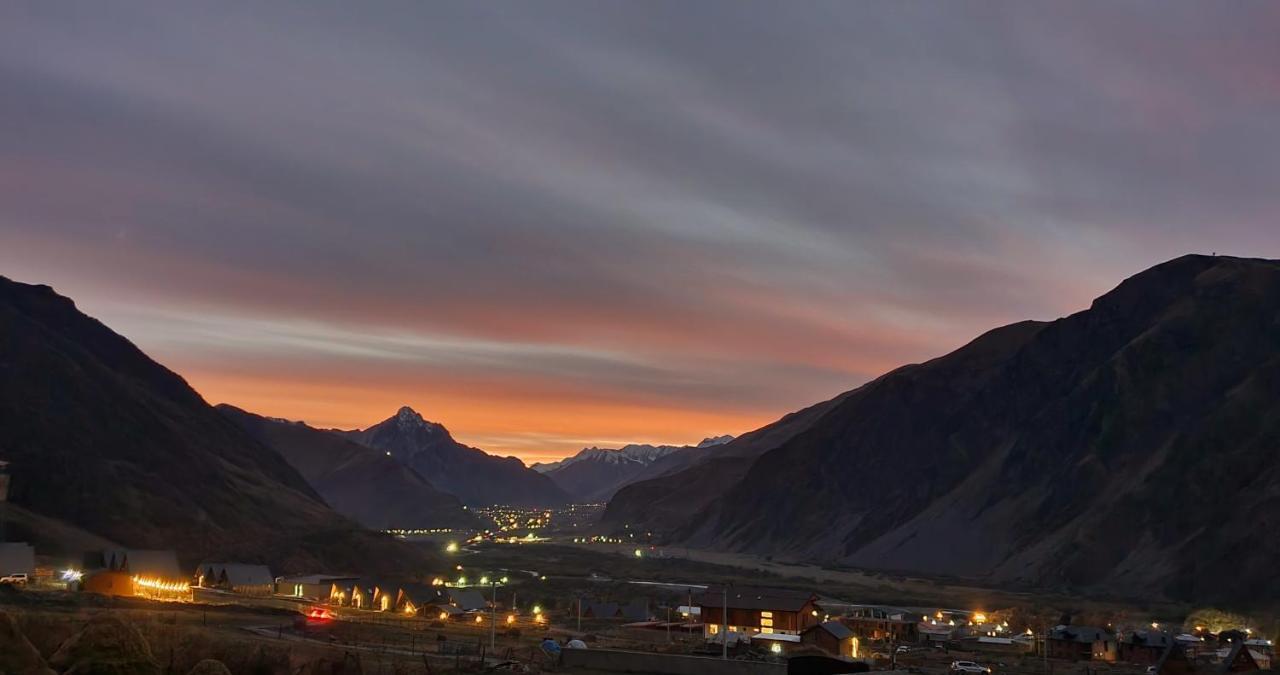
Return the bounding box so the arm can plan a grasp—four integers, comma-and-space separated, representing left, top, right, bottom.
577, 597, 582, 633
722, 584, 729, 660
490, 580, 497, 653
1043, 624, 1050, 675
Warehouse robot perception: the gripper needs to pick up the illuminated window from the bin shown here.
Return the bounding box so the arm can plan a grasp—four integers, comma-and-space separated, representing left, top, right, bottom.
761, 618, 774, 627
708, 624, 719, 635
761, 627, 774, 634
760, 611, 773, 618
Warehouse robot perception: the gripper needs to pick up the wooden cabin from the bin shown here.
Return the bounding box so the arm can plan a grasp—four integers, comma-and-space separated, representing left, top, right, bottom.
1048, 625, 1117, 662
1121, 631, 1175, 665
697, 585, 820, 640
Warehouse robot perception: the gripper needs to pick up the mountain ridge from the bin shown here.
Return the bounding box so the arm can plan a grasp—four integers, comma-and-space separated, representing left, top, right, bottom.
342, 407, 569, 507
0, 275, 433, 574
218, 404, 477, 530
604, 254, 1280, 607
535, 435, 734, 503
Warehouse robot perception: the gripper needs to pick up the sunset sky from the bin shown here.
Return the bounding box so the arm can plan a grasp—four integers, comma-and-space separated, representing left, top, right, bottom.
3, 2, 1279, 464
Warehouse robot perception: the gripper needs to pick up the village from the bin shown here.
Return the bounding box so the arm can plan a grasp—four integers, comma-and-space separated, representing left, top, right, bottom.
0, 505, 1274, 675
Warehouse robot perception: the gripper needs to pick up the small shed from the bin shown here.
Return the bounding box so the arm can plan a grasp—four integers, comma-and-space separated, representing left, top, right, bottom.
802, 621, 859, 658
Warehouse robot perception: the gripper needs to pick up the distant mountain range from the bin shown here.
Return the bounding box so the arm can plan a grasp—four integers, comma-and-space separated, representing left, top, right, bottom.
218, 405, 478, 530
340, 407, 570, 507
604, 255, 1280, 607
533, 436, 734, 503
0, 276, 431, 574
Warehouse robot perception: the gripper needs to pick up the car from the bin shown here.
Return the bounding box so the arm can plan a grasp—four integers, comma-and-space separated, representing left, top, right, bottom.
951, 661, 992, 674
0, 573, 28, 586
896, 645, 913, 654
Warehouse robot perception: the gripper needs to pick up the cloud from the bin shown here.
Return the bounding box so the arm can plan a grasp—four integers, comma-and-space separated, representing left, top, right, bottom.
1, 1, 1278, 460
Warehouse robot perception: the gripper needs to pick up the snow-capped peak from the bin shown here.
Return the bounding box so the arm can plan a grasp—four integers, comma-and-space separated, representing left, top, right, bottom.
533, 435, 734, 473
697, 435, 734, 448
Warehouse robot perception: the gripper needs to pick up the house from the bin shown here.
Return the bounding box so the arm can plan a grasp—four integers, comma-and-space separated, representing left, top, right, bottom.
82, 570, 135, 597
843, 608, 920, 643
1152, 644, 1196, 675
432, 604, 466, 621
697, 585, 821, 640
1048, 625, 1117, 662
194, 562, 274, 596
801, 621, 860, 658
0, 542, 35, 577
446, 588, 489, 611
83, 549, 185, 599
277, 574, 358, 602
333, 578, 392, 609
1121, 631, 1175, 664
396, 583, 442, 616
1220, 642, 1264, 673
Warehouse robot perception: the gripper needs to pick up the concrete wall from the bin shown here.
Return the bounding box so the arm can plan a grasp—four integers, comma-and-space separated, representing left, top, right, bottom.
561, 648, 785, 675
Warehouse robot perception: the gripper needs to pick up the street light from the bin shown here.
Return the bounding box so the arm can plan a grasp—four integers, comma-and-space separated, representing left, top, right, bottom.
485, 573, 510, 653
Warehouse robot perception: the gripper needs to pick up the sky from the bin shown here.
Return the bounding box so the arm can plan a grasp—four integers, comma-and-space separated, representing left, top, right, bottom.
3, 2, 1279, 464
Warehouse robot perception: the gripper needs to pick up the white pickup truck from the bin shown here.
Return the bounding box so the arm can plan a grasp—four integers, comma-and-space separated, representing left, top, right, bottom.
0, 573, 29, 586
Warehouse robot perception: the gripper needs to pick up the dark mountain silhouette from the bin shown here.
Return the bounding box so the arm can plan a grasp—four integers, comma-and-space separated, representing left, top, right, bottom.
218, 405, 478, 530
0, 276, 432, 573
605, 255, 1280, 606
341, 407, 569, 506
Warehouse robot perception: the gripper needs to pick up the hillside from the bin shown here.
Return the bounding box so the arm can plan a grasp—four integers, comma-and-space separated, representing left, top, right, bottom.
342, 408, 570, 507
218, 405, 477, 530
535, 436, 733, 503
0, 276, 433, 574
604, 255, 1280, 607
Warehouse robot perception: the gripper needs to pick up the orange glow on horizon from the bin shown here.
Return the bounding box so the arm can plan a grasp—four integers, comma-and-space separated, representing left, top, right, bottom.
184, 368, 779, 464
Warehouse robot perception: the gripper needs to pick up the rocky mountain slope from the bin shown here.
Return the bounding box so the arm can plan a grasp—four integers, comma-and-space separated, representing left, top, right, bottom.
218, 405, 477, 530
604, 255, 1280, 606
341, 408, 569, 506
534, 436, 733, 503
0, 276, 431, 573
